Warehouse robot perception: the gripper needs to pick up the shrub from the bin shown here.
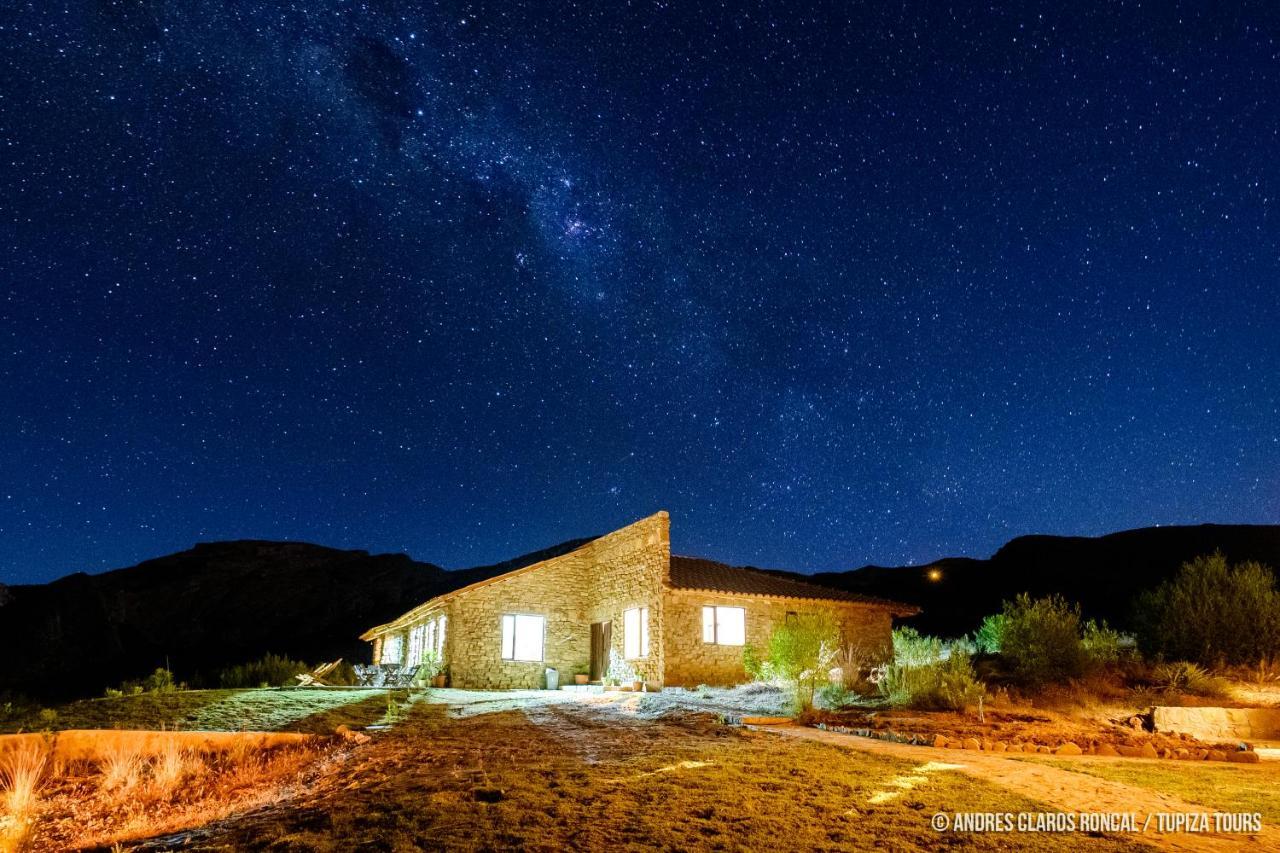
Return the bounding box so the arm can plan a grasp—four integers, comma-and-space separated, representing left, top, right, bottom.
1134, 552, 1280, 667
891, 626, 943, 667
879, 641, 985, 712
219, 654, 311, 689
0, 741, 48, 817
973, 614, 1006, 654
1150, 661, 1230, 698
817, 682, 858, 710
145, 667, 177, 693
1000, 594, 1087, 685
831, 640, 888, 691
754, 614, 840, 713
1081, 619, 1129, 667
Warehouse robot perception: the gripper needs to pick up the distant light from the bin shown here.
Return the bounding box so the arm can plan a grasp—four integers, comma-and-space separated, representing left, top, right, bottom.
927, 568, 943, 582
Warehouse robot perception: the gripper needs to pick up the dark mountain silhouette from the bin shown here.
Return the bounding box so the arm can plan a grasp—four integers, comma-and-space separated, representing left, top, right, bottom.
813, 524, 1280, 637
4, 523, 1278, 701
0, 536, 594, 701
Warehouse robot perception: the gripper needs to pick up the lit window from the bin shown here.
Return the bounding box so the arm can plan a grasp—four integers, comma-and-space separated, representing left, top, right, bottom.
381, 633, 403, 664
701, 606, 746, 646
624, 606, 650, 658
436, 615, 447, 655
423, 619, 436, 658
501, 613, 545, 661
407, 624, 426, 666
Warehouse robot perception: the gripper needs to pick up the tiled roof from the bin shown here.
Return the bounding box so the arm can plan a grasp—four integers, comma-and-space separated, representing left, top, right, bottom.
669, 555, 918, 614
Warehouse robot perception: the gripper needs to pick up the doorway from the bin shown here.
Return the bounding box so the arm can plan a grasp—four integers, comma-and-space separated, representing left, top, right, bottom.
589, 621, 612, 682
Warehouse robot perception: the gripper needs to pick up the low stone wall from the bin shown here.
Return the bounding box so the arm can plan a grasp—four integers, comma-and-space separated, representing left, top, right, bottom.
0, 729, 315, 762
1152, 706, 1280, 742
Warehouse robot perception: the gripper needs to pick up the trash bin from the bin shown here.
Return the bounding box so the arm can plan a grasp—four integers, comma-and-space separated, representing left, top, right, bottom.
545, 667, 559, 690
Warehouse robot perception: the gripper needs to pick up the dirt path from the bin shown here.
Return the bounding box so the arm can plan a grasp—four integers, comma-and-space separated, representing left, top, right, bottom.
760, 725, 1278, 853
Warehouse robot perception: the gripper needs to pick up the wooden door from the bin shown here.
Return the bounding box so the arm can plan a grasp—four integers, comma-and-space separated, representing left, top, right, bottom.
590, 621, 612, 681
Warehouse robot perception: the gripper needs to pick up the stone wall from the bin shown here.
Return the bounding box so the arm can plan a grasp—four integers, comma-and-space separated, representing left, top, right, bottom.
1152, 706, 1280, 742
383, 512, 670, 689
661, 588, 894, 687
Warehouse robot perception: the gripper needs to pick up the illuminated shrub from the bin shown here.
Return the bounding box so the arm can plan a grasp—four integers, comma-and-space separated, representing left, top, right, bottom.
219, 654, 311, 688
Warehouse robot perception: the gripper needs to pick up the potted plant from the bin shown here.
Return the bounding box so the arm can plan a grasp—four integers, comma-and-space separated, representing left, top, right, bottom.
433, 663, 449, 688
573, 663, 590, 685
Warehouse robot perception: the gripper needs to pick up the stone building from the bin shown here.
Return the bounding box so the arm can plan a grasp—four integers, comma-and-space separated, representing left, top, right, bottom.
360, 511, 917, 689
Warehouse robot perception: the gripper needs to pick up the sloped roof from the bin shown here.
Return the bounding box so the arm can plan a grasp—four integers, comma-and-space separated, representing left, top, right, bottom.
669, 555, 918, 614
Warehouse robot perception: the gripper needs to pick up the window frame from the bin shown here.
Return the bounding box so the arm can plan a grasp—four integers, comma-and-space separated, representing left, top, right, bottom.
701, 605, 746, 646
381, 632, 404, 664
623, 605, 650, 659
500, 612, 546, 662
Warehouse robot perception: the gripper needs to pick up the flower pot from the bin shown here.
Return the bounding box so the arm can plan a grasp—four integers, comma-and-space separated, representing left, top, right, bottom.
631, 680, 644, 693
432, 674, 447, 688
574, 674, 589, 685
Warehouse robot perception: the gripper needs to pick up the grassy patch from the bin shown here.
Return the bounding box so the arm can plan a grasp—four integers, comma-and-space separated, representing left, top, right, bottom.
194, 701, 1153, 851
0, 689, 391, 734
1030, 758, 1280, 824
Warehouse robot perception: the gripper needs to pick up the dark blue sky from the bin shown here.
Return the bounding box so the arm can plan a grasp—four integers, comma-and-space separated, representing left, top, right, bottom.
3, 2, 1279, 586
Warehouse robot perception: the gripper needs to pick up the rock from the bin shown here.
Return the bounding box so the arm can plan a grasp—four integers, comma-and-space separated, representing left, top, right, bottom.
991, 741, 1007, 753
1175, 748, 1189, 760
335, 725, 371, 745
962, 738, 981, 751
1208, 750, 1227, 762
932, 734, 949, 749
1139, 743, 1159, 759
1192, 749, 1208, 760
1037, 745, 1051, 754
1117, 745, 1141, 757
980, 738, 993, 751
1226, 750, 1260, 764
1095, 743, 1120, 757
1055, 742, 1082, 756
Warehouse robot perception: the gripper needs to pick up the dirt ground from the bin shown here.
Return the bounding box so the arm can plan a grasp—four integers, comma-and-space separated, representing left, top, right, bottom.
117, 696, 1157, 852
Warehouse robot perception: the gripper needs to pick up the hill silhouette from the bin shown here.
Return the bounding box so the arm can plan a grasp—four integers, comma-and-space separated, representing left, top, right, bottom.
0, 537, 592, 701
3, 524, 1279, 700
815, 524, 1280, 637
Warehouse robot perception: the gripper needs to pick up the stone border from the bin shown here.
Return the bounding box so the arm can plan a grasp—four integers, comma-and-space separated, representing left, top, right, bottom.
810, 722, 1260, 764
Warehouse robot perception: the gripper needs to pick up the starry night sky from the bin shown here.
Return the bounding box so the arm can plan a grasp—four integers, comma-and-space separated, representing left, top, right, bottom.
3, 3, 1279, 586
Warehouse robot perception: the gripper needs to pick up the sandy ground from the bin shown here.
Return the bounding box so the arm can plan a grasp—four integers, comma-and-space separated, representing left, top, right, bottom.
764, 725, 1279, 853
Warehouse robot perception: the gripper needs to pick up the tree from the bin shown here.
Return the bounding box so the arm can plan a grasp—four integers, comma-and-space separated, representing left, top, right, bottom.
1134, 552, 1280, 666
1000, 594, 1087, 684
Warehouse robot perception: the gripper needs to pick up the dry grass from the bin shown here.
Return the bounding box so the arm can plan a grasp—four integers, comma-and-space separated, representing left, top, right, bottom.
0, 742, 50, 853
98, 745, 144, 794
21, 737, 334, 850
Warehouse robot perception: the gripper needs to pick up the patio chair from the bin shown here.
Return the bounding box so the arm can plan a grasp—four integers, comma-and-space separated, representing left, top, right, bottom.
294, 658, 343, 687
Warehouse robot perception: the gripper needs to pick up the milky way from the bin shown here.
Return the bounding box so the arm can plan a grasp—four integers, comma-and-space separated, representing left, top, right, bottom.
3, 3, 1279, 584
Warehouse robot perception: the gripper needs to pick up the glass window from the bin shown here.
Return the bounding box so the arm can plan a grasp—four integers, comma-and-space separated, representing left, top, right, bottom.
436, 615, 447, 655
381, 633, 403, 664
407, 624, 426, 666
701, 606, 746, 646
501, 613, 545, 661
624, 606, 650, 658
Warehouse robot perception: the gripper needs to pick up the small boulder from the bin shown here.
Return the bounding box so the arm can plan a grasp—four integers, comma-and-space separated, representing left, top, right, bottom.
1174, 748, 1189, 760
1226, 751, 1260, 764
933, 734, 950, 749
1036, 745, 1051, 754
1208, 750, 1227, 762
1192, 749, 1208, 760
991, 741, 1007, 753
1139, 743, 1159, 759
962, 738, 981, 751
1055, 742, 1082, 756
1095, 743, 1120, 757
335, 725, 372, 745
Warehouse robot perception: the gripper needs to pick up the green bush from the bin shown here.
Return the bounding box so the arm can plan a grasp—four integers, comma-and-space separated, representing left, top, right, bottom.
1000, 594, 1087, 685
218, 653, 311, 688
879, 642, 984, 712
817, 682, 858, 710
973, 614, 1007, 654
145, 667, 178, 693
1134, 552, 1280, 667
1081, 619, 1129, 667
753, 614, 840, 713
891, 626, 943, 667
